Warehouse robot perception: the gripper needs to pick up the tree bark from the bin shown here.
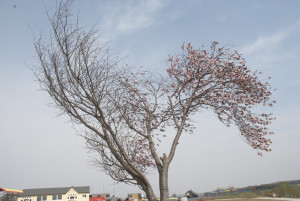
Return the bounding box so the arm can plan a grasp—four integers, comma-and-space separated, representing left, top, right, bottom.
144, 187, 156, 201
159, 166, 169, 201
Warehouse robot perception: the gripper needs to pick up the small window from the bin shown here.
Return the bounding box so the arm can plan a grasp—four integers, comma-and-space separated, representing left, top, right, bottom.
37, 196, 41, 201
58, 195, 62, 200
82, 195, 86, 198
52, 195, 57, 200
43, 196, 47, 201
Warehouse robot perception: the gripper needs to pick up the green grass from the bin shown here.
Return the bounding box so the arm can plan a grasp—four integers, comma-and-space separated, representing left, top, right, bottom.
216, 192, 263, 199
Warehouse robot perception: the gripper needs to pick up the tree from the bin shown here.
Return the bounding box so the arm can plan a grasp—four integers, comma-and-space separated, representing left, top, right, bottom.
0, 193, 17, 201
33, 1, 275, 201
274, 182, 300, 198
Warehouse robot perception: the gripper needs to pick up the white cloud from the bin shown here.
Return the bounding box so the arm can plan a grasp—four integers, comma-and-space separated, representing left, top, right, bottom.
242, 21, 300, 54
242, 26, 294, 53
101, 0, 165, 35
240, 20, 300, 66
243, 31, 285, 54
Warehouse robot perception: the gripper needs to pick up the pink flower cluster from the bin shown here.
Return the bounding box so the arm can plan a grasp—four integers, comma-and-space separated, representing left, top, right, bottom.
167, 41, 275, 154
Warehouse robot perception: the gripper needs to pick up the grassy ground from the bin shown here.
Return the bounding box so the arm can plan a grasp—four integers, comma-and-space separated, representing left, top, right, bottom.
215, 192, 263, 199
214, 199, 293, 201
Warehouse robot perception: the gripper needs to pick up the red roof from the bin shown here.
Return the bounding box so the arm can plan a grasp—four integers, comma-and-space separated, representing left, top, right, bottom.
90, 197, 106, 201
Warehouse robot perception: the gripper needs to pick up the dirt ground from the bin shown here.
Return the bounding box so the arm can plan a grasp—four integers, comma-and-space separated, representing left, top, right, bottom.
214, 198, 300, 201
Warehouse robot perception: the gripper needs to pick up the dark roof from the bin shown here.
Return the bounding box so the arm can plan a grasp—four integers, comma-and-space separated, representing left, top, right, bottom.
19, 186, 90, 197
185, 190, 199, 198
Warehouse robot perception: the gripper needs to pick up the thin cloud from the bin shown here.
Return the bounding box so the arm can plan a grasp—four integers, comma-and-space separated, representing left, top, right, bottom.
243, 31, 286, 54
242, 20, 300, 54
101, 0, 165, 35
240, 20, 300, 66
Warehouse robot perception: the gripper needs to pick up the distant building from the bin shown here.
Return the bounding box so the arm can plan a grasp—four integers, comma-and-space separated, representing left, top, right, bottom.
1, 188, 24, 201
89, 196, 105, 201
184, 190, 199, 198
17, 186, 90, 201
89, 194, 110, 201
127, 193, 141, 201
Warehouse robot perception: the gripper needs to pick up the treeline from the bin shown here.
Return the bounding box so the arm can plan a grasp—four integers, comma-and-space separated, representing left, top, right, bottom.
207, 179, 300, 199
237, 179, 300, 198
270, 182, 300, 198
240, 179, 300, 192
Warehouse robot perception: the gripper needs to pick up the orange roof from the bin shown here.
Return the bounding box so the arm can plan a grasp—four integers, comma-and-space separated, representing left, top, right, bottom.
0, 188, 23, 194
90, 197, 105, 201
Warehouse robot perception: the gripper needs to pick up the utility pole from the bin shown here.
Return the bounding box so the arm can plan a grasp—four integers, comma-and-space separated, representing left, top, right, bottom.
110, 183, 116, 201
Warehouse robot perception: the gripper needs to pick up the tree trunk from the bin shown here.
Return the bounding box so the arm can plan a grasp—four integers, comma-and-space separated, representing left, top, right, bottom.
159, 166, 169, 201
135, 176, 157, 201
144, 188, 157, 201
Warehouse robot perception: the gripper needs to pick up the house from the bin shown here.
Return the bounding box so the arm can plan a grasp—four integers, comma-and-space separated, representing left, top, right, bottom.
1, 188, 24, 201
89, 196, 105, 201
127, 193, 142, 201
89, 193, 110, 201
17, 186, 90, 201
185, 190, 199, 198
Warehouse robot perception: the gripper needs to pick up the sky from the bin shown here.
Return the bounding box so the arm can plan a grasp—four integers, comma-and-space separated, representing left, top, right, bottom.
1, 0, 300, 199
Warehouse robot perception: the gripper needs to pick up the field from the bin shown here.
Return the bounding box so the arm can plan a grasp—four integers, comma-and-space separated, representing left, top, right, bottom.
214, 192, 263, 199
214, 199, 300, 201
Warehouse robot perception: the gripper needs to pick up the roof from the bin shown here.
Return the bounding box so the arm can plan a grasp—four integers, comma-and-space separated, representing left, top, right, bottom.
0, 188, 23, 194
18, 186, 90, 197
90, 197, 105, 201
185, 190, 199, 198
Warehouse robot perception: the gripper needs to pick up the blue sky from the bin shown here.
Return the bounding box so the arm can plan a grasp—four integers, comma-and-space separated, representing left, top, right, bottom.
1, 0, 300, 198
